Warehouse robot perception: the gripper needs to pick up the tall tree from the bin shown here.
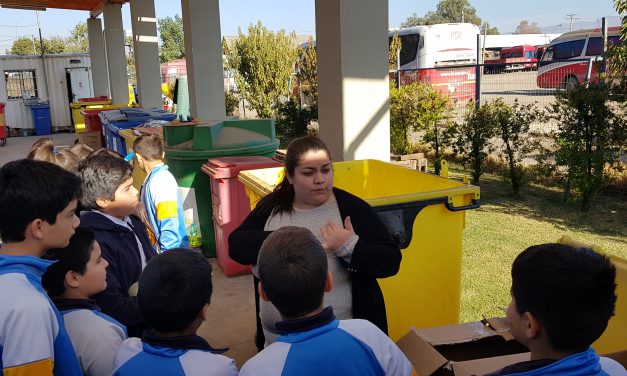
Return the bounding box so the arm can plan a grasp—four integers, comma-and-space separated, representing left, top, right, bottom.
66, 22, 89, 52
224, 21, 298, 118
514, 19, 541, 34
158, 15, 185, 63
296, 38, 318, 104
481, 22, 500, 35
126, 35, 136, 86
401, 0, 482, 27
10, 36, 66, 55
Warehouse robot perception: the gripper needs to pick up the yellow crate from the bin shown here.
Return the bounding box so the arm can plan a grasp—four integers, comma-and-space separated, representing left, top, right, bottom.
238, 159, 480, 340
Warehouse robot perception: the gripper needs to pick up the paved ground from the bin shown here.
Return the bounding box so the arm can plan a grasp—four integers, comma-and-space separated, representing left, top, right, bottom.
0, 134, 259, 368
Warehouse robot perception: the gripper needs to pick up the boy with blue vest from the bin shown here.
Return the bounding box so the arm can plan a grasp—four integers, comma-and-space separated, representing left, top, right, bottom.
78, 155, 156, 337
0, 159, 83, 376
43, 227, 127, 376
133, 134, 188, 252
487, 243, 626, 375
113, 249, 237, 376
239, 226, 412, 376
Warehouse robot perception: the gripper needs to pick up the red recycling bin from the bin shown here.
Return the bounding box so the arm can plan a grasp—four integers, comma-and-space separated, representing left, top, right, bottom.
81, 109, 104, 133
201, 156, 283, 276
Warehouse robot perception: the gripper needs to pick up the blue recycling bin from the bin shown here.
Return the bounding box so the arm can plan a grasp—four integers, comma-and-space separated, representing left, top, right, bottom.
31, 104, 51, 135
99, 108, 176, 153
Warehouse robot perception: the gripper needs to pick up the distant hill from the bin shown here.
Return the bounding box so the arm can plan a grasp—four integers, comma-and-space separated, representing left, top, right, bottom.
539, 16, 621, 34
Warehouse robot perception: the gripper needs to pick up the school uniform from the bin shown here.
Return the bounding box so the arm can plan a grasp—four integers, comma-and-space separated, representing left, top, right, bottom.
113, 331, 237, 376
55, 298, 127, 376
80, 211, 156, 337
141, 163, 188, 251
0, 255, 82, 376
485, 347, 627, 376
239, 307, 412, 376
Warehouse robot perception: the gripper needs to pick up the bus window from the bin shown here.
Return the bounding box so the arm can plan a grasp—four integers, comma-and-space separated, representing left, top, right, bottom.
542, 47, 554, 61
553, 40, 585, 59
586, 37, 602, 56
525, 51, 535, 59
399, 34, 420, 66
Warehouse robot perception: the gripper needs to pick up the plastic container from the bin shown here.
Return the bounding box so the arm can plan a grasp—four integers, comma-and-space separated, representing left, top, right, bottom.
31, 103, 52, 136
70, 97, 112, 134
238, 159, 481, 341
201, 156, 283, 276
100, 109, 176, 154
164, 119, 279, 257
0, 102, 6, 146
593, 256, 627, 353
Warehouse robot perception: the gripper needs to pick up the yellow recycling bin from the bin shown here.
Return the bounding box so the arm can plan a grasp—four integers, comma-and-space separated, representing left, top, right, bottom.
238, 159, 480, 341
119, 128, 148, 190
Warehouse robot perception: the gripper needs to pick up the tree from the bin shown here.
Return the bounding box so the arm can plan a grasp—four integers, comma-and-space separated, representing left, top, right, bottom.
126, 35, 136, 86
10, 36, 66, 55
224, 21, 299, 119
9, 37, 37, 55
158, 15, 185, 63
481, 22, 500, 35
389, 32, 401, 71
296, 38, 318, 104
401, 0, 482, 27
66, 22, 89, 53
550, 83, 626, 211
514, 20, 541, 34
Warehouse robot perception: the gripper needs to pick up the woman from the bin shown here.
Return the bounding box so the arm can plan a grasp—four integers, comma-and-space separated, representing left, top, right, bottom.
229, 136, 401, 350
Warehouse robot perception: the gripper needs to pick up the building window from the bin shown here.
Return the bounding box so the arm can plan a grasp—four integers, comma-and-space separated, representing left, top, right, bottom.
4, 70, 38, 99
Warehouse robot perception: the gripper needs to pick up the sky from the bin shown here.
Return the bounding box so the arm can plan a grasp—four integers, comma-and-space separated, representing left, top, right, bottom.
0, 0, 620, 53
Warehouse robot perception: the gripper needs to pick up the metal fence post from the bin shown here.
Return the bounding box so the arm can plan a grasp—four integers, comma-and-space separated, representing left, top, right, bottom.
475, 34, 481, 110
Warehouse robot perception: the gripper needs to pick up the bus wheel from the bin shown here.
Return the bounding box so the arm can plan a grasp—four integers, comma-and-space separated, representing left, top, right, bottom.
562, 76, 578, 90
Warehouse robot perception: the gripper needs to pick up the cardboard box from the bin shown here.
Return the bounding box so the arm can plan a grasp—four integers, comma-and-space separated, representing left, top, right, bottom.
77, 131, 103, 150
397, 317, 531, 376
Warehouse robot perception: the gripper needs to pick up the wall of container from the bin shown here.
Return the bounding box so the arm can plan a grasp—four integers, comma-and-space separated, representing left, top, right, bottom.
0, 53, 92, 131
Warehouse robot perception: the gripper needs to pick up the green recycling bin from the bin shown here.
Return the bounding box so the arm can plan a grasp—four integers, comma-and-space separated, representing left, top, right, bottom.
164, 119, 279, 256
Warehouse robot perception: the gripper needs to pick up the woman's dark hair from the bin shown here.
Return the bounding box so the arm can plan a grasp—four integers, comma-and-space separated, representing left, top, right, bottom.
255, 136, 331, 217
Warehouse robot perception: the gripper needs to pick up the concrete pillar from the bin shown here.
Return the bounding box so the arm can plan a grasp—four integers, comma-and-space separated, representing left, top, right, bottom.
87, 17, 109, 97
103, 3, 129, 105
315, 0, 390, 161
130, 0, 162, 109
181, 0, 226, 120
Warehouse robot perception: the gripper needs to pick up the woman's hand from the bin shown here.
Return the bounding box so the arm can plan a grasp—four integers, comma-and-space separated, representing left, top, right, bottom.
320, 216, 355, 252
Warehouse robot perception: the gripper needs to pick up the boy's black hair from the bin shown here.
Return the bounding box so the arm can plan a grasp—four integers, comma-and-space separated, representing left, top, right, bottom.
258, 226, 328, 319
78, 155, 132, 211
138, 249, 213, 332
0, 159, 81, 242
512, 243, 617, 352
133, 134, 164, 161
42, 227, 97, 297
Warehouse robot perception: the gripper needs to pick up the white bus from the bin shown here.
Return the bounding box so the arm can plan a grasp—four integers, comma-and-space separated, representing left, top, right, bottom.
390, 23, 480, 102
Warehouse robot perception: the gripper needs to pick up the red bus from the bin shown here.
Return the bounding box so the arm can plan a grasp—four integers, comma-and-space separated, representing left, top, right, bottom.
537, 27, 622, 89
486, 45, 538, 73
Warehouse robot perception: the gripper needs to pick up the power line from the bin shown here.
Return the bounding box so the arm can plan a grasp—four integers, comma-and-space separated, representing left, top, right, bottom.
565, 14, 580, 32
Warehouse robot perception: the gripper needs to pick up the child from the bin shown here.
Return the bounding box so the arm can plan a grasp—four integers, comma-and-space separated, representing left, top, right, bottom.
78, 155, 155, 337
28, 137, 80, 173
113, 249, 238, 376
487, 243, 626, 375
42, 227, 127, 376
133, 134, 188, 251
239, 226, 411, 376
0, 159, 83, 375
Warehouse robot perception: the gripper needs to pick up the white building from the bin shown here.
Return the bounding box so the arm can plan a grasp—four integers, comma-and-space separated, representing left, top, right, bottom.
0, 53, 93, 131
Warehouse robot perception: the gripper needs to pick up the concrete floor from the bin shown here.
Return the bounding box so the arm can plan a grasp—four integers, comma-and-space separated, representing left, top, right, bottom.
0, 133, 259, 368
0, 133, 77, 166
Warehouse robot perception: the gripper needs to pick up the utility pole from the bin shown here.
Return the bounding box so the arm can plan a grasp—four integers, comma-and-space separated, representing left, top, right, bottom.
566, 14, 579, 32
461, 9, 465, 23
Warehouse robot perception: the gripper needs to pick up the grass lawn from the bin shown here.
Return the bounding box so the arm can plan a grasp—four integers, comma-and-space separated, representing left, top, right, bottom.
459, 174, 627, 323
